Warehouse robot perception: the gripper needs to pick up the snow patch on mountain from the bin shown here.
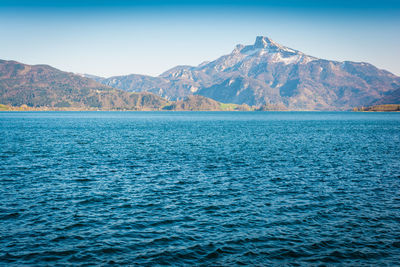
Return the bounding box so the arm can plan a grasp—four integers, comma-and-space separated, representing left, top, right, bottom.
233, 36, 316, 65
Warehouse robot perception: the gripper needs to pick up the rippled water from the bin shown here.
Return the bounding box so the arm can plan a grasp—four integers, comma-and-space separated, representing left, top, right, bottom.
1, 111, 400, 265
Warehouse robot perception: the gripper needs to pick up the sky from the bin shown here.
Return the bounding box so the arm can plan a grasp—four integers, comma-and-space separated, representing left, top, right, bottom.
0, 0, 399, 77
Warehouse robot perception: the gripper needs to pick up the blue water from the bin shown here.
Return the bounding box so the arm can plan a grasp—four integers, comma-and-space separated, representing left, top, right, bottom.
1, 111, 400, 265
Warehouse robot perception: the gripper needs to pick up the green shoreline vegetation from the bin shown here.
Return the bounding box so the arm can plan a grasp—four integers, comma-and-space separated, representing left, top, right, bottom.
353, 104, 400, 112
0, 96, 257, 111
3, 102, 400, 112
0, 100, 296, 112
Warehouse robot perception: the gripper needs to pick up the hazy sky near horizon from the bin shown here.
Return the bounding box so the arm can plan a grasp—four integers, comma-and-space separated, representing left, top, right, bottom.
0, 0, 399, 77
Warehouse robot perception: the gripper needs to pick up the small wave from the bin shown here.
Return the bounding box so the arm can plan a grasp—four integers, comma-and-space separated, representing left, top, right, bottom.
62, 222, 86, 231
74, 178, 94, 182
77, 197, 105, 205
0, 212, 20, 220
149, 219, 180, 227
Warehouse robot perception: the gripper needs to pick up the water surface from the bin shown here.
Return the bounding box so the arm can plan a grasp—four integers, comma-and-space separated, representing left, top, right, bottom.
1, 111, 400, 265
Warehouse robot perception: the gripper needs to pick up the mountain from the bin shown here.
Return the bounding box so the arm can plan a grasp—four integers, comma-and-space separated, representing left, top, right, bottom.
93, 36, 400, 110
0, 60, 168, 110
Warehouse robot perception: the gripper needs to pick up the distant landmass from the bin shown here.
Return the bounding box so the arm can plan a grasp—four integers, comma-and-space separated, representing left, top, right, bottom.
1, 36, 400, 111
87, 36, 400, 110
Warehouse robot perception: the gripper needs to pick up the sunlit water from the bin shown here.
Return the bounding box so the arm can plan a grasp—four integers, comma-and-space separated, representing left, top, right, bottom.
1, 111, 400, 265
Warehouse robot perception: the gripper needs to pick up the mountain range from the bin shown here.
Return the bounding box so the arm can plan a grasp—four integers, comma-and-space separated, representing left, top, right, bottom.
0, 59, 170, 110
0, 60, 248, 111
1, 36, 400, 110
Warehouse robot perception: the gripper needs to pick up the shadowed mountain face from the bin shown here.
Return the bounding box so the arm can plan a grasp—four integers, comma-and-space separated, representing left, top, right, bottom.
93, 36, 400, 110
0, 60, 168, 110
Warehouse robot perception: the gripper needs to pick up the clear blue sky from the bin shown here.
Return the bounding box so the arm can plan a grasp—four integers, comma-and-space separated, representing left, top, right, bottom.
0, 0, 399, 77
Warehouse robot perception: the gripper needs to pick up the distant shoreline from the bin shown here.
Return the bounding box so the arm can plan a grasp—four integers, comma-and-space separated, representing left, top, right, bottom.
2, 104, 400, 112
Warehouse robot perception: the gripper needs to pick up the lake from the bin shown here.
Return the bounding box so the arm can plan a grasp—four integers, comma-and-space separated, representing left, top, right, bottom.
1, 111, 400, 265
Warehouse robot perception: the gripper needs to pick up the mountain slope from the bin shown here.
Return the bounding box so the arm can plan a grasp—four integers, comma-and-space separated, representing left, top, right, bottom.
372, 88, 400, 105
94, 36, 400, 110
0, 60, 168, 110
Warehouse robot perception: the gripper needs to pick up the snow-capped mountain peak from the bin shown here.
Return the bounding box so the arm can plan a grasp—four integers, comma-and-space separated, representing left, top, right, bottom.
239, 36, 299, 55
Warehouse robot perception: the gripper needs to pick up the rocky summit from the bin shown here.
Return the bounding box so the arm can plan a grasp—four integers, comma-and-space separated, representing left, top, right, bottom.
92, 36, 400, 110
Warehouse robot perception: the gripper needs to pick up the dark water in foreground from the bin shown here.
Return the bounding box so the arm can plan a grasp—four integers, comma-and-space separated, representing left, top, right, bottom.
1, 111, 400, 265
